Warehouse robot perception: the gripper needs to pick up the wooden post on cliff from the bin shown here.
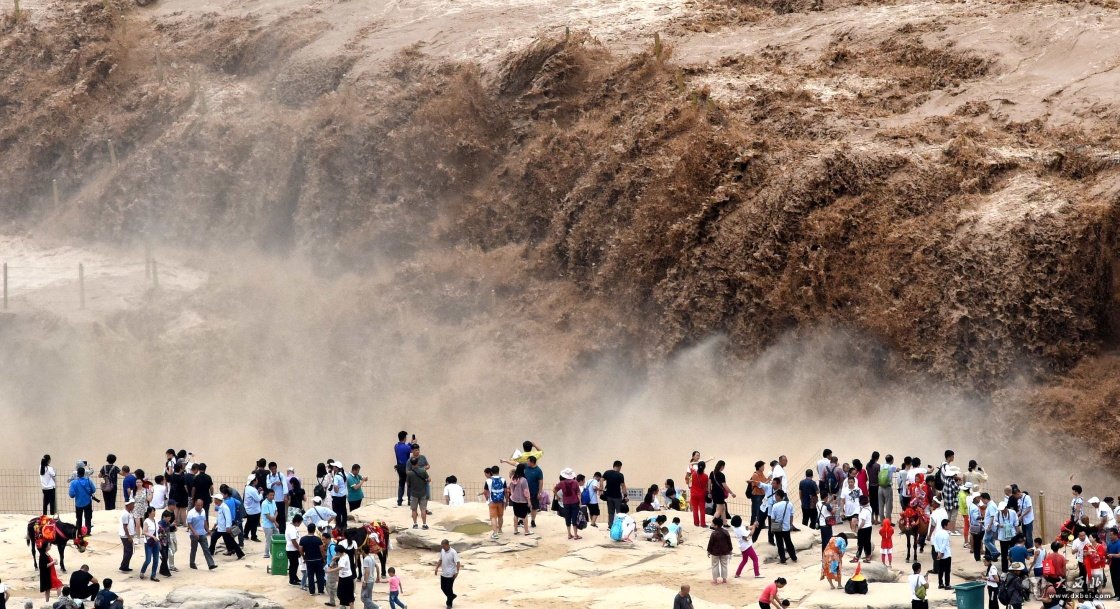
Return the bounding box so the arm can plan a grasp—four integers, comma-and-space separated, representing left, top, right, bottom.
78, 263, 85, 309
155, 45, 164, 86
1037, 491, 1046, 543
51, 179, 59, 209
2, 263, 7, 310
108, 139, 118, 169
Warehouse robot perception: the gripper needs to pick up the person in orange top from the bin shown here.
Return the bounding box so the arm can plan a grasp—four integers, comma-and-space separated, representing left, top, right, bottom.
879, 520, 894, 566
690, 462, 710, 529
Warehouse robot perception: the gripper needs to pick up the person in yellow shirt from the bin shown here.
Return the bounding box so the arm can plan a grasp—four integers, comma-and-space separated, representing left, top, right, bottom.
502, 441, 543, 466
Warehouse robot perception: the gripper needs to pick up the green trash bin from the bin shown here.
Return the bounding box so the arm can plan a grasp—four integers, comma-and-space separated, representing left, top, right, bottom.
953, 580, 985, 609
270, 534, 288, 576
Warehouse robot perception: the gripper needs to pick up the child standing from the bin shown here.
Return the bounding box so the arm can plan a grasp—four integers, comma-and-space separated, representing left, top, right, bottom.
730, 515, 761, 578
879, 520, 894, 566
387, 567, 407, 609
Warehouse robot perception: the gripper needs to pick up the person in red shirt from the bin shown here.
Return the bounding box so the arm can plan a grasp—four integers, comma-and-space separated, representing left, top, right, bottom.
690, 462, 709, 528
879, 520, 894, 566
1043, 541, 1066, 585
758, 577, 787, 609
852, 460, 869, 497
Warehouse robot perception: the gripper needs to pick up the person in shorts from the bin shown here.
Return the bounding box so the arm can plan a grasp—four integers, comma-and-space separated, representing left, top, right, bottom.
405, 459, 429, 530
578, 473, 601, 527
484, 467, 508, 540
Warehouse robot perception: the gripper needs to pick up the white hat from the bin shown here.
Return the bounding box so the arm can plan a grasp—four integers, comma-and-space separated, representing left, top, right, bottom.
313, 496, 323, 504
287, 466, 296, 473
212, 493, 224, 500
338, 539, 356, 550
1089, 496, 1100, 504
970, 493, 980, 501
962, 482, 973, 490
247, 474, 256, 483
560, 468, 576, 480
945, 466, 961, 477
997, 501, 1008, 510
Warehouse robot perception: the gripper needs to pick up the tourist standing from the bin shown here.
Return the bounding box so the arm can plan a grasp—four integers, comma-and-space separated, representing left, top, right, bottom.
690, 462, 709, 528
330, 463, 349, 529
243, 478, 262, 542
602, 461, 627, 528
909, 562, 928, 609
799, 470, 819, 530
407, 460, 430, 530
932, 519, 952, 590
285, 514, 304, 585
508, 465, 532, 536
68, 466, 96, 535
555, 468, 583, 541
996, 501, 1020, 573
853, 497, 873, 563
267, 463, 289, 534
394, 432, 411, 507
523, 456, 544, 528
298, 523, 326, 597
818, 491, 835, 553
335, 540, 357, 609
158, 509, 176, 577
749, 461, 769, 528
261, 489, 278, 558
436, 539, 460, 608
483, 467, 506, 539
41, 455, 57, 516
879, 454, 896, 523
1016, 487, 1034, 548
118, 499, 136, 572
347, 465, 367, 512
706, 517, 732, 584
867, 452, 881, 524
169, 464, 189, 526
99, 455, 121, 511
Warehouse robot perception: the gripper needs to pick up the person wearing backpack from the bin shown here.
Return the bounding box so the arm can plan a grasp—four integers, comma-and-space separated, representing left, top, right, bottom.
484, 467, 507, 540
908, 561, 929, 609
878, 455, 896, 523
999, 562, 1027, 609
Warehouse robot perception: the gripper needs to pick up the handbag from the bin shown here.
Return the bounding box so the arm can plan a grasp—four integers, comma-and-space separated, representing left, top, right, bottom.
229, 524, 243, 538
100, 466, 115, 493
770, 503, 786, 533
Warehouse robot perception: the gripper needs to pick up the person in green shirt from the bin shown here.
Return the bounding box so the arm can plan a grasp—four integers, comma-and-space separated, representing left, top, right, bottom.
346, 465, 367, 512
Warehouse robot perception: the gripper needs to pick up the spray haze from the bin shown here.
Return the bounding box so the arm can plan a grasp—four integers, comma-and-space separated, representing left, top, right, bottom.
1, 0, 1119, 497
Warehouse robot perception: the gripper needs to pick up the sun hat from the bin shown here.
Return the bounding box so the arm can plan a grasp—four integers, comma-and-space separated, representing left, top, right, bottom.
997, 501, 1008, 510
313, 496, 323, 504
1009, 561, 1025, 571
962, 482, 973, 490
1089, 496, 1100, 504
287, 466, 296, 473
945, 466, 961, 477
560, 468, 576, 480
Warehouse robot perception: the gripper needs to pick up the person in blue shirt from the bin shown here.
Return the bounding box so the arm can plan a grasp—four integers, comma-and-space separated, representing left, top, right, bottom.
523, 457, 544, 527
93, 578, 121, 609
186, 499, 217, 570
221, 487, 244, 548
68, 467, 97, 534
1105, 528, 1120, 599
242, 479, 262, 542
394, 432, 412, 507
121, 467, 137, 503
1008, 536, 1029, 567
208, 492, 245, 560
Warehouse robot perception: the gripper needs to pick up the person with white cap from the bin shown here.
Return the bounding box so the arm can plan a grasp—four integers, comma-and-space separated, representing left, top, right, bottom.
995, 499, 1019, 573
266, 462, 289, 534
967, 492, 984, 560
929, 497, 948, 539
553, 468, 582, 541
208, 492, 244, 560
118, 498, 136, 572
304, 496, 337, 530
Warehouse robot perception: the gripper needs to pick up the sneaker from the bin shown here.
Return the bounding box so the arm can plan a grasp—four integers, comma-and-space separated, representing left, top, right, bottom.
422, 525, 429, 530
208, 565, 217, 570
412, 524, 418, 529
151, 577, 160, 582
491, 533, 499, 540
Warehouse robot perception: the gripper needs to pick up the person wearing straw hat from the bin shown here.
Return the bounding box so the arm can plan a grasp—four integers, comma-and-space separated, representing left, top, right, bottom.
1004, 562, 1028, 607
554, 468, 583, 541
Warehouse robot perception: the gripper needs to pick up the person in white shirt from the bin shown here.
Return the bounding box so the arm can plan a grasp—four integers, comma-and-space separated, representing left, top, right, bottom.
931, 518, 952, 590
771, 456, 788, 486
140, 507, 161, 581
816, 449, 833, 482
909, 561, 929, 608
360, 545, 381, 609
443, 476, 465, 507
243, 480, 263, 543
285, 514, 304, 585
40, 455, 58, 517
435, 539, 461, 608
150, 476, 169, 511
770, 491, 797, 564
186, 499, 217, 569
853, 496, 874, 562
329, 463, 349, 532
929, 498, 949, 537
842, 478, 862, 531
1015, 487, 1035, 548
118, 499, 136, 572
303, 497, 337, 529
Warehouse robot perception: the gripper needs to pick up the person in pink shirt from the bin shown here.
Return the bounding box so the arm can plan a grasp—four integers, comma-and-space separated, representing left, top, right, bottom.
758, 577, 787, 609
387, 567, 406, 609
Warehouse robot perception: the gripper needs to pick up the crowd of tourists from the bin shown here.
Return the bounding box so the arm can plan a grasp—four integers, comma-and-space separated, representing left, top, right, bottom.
27, 440, 1120, 609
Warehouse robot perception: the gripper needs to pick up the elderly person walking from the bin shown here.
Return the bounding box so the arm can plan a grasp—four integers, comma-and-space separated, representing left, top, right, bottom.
707, 517, 733, 584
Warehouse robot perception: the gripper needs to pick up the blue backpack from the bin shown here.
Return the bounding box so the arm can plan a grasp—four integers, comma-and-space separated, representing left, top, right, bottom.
580, 482, 592, 505
488, 477, 506, 503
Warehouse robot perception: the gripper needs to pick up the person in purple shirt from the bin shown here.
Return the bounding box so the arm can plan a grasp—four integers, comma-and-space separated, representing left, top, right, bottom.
394, 431, 412, 507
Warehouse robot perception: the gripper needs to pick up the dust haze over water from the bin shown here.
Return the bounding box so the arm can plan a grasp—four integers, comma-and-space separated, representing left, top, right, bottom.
1, 248, 1101, 497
